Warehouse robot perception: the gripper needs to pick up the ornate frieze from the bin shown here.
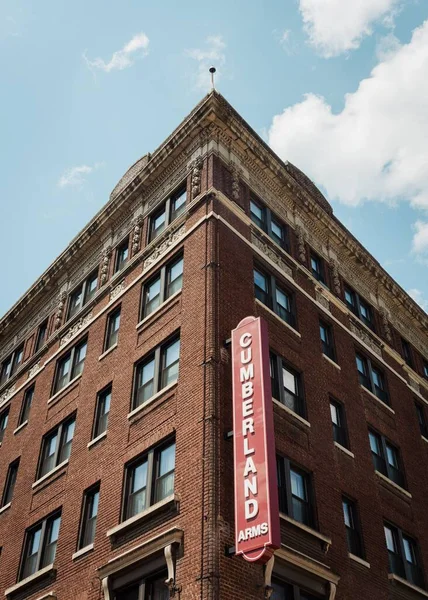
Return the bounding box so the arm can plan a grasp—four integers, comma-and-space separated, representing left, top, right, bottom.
315, 286, 330, 311
60, 312, 93, 347
190, 156, 203, 199
143, 225, 186, 271
251, 232, 293, 278
100, 246, 112, 286
330, 260, 341, 297
349, 320, 382, 357
28, 362, 41, 379
131, 216, 144, 256
408, 376, 420, 394
379, 308, 393, 344
110, 280, 125, 302
295, 225, 306, 264
0, 385, 15, 406
229, 161, 241, 202
54, 292, 67, 331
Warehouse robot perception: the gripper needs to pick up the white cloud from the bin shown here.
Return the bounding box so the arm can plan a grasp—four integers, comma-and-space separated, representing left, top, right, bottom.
58, 163, 103, 188
83, 33, 149, 73
298, 0, 400, 57
268, 20, 428, 209
186, 35, 226, 91
407, 288, 428, 311
412, 221, 428, 255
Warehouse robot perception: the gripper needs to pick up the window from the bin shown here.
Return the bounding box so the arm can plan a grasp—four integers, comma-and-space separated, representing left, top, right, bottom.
254, 267, 296, 328
38, 415, 76, 478
67, 270, 98, 319
133, 337, 180, 409
250, 197, 289, 251
78, 484, 100, 549
271, 580, 320, 600
19, 512, 61, 580
277, 456, 314, 527
34, 320, 48, 354
270, 354, 305, 418
368, 430, 405, 488
384, 523, 424, 588
342, 497, 363, 557
0, 344, 24, 385
344, 286, 374, 331
141, 255, 183, 318
18, 386, 34, 426
310, 252, 326, 285
114, 571, 169, 600
0, 409, 9, 443
320, 321, 336, 361
115, 238, 130, 273
105, 307, 121, 350
415, 402, 428, 438
123, 440, 175, 520
53, 338, 87, 394
401, 338, 414, 368
92, 386, 111, 439
149, 186, 187, 243
1, 458, 19, 507
330, 400, 348, 448
423, 362, 428, 379
356, 354, 389, 405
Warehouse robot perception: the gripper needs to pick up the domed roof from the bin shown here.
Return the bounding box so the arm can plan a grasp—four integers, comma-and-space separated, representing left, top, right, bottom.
110, 154, 150, 200
285, 161, 333, 215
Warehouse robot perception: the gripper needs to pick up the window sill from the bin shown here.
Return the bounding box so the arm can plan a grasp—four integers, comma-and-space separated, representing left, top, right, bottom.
13, 420, 28, 435
0, 502, 11, 515
87, 431, 107, 448
375, 470, 412, 498
255, 299, 301, 338
322, 354, 341, 370
334, 442, 355, 458
273, 398, 310, 428
360, 385, 395, 414
349, 553, 370, 568
127, 382, 177, 421
135, 290, 182, 331
32, 460, 69, 490
5, 564, 55, 597
48, 375, 81, 405
72, 544, 94, 561
388, 573, 428, 597
107, 494, 178, 540
98, 344, 118, 361
280, 513, 332, 546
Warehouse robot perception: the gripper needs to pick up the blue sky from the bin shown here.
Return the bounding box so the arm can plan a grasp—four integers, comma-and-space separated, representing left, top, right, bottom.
1, 0, 428, 317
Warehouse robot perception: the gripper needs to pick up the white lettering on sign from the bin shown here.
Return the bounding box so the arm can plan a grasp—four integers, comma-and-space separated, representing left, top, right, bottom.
237, 522, 269, 542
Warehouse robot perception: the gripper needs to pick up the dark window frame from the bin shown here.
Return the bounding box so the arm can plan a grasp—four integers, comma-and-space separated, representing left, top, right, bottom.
18, 385, 34, 426
369, 429, 406, 489
92, 384, 111, 440
78, 483, 100, 550
122, 438, 176, 521
37, 414, 76, 479
104, 306, 121, 351
52, 337, 87, 395
19, 510, 61, 581
415, 401, 428, 438
148, 185, 187, 243
270, 353, 305, 418
384, 522, 424, 588
310, 251, 326, 285
0, 408, 9, 443
320, 320, 336, 362
342, 496, 364, 558
0, 344, 24, 385
330, 398, 348, 449
67, 269, 99, 320
276, 455, 315, 528
254, 266, 296, 329
34, 319, 48, 354
401, 338, 414, 368
356, 353, 389, 405
423, 362, 428, 379
113, 569, 169, 600
1, 458, 20, 507
271, 578, 321, 600
140, 254, 184, 320
344, 286, 375, 331
250, 196, 289, 252
114, 238, 130, 274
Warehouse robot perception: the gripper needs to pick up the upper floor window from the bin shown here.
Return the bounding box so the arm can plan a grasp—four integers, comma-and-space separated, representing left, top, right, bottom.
67, 270, 98, 320
78, 484, 100, 550
34, 319, 48, 354
18, 385, 34, 426
401, 338, 414, 368
114, 571, 169, 600
356, 354, 389, 405
133, 336, 180, 410
92, 385, 111, 440
343, 496, 363, 558
0, 344, 24, 385
344, 286, 374, 331
254, 267, 296, 328
38, 415, 76, 478
1, 458, 20, 508
0, 409, 9, 443
141, 254, 183, 319
123, 439, 175, 521
53, 338, 87, 394
105, 307, 121, 351
19, 511, 61, 581
384, 523, 424, 588
310, 252, 326, 285
270, 354, 305, 418
149, 186, 187, 243
250, 198, 289, 251
415, 401, 428, 439
369, 430, 405, 489
114, 238, 129, 273
423, 362, 428, 379
320, 321, 336, 362
330, 399, 348, 449
271, 580, 320, 600
277, 456, 314, 528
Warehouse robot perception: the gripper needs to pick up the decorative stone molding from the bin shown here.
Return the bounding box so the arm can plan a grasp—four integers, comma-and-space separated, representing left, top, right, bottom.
144, 225, 186, 271
379, 308, 392, 343
190, 156, 203, 199
0, 385, 15, 406
408, 376, 420, 394
110, 280, 125, 302
60, 313, 92, 347
251, 232, 293, 278
315, 286, 330, 311
54, 292, 67, 331
264, 555, 275, 599
28, 362, 41, 379
229, 161, 241, 202
131, 215, 144, 255
100, 246, 112, 286
295, 225, 306, 263
350, 320, 382, 357
330, 260, 341, 297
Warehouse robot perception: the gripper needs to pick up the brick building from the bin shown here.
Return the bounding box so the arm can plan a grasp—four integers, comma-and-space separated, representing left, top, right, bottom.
0, 91, 428, 600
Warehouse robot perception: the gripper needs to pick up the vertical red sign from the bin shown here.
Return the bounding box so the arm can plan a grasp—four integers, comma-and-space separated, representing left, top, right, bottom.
232, 316, 280, 564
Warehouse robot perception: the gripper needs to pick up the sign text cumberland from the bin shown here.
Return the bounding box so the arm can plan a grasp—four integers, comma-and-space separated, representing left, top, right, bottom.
232, 316, 280, 564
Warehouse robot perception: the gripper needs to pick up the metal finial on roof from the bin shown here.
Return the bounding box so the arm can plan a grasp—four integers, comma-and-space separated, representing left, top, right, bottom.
209, 66, 216, 91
